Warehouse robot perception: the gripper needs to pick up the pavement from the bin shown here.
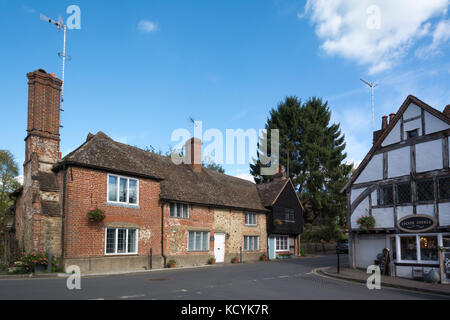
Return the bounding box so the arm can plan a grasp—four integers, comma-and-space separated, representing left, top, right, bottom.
0, 254, 448, 299
317, 265, 450, 296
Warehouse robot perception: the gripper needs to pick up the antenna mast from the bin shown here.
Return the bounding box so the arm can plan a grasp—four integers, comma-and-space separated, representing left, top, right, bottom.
40, 13, 71, 129
360, 78, 378, 131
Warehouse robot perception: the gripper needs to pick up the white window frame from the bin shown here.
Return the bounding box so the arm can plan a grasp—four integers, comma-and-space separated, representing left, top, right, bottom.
107, 174, 139, 206
104, 228, 139, 255
275, 235, 289, 252
395, 233, 449, 265
187, 231, 209, 252
243, 235, 259, 251
169, 202, 190, 219
245, 212, 257, 226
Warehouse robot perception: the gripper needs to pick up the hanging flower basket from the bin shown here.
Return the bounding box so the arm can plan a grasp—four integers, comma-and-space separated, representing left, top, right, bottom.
88, 208, 106, 222
357, 216, 375, 229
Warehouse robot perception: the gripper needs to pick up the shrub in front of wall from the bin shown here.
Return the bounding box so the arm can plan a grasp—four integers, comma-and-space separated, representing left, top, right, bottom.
15, 251, 62, 273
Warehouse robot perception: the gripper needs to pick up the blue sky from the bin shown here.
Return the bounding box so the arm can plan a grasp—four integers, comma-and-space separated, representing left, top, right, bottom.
0, 0, 449, 181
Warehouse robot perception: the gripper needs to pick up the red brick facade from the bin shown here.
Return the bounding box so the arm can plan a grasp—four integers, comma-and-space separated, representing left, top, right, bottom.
11, 69, 272, 273
63, 167, 162, 259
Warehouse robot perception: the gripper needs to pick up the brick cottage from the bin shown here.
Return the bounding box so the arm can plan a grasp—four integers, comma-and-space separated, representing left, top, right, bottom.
7, 69, 303, 273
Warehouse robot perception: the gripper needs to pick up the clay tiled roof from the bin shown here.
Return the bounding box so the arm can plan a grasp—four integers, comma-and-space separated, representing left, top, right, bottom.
55, 132, 268, 212
256, 177, 289, 207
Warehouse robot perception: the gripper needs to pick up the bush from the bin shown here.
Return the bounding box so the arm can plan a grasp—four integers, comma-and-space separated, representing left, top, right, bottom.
301, 220, 344, 243
300, 249, 307, 257
16, 251, 62, 273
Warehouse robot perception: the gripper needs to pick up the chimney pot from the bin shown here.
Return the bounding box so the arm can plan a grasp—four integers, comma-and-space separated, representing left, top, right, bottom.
389, 113, 396, 123
382, 115, 388, 130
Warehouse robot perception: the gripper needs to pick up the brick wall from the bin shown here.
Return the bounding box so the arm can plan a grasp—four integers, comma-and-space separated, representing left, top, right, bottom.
214, 209, 267, 261
164, 203, 214, 266
64, 166, 162, 259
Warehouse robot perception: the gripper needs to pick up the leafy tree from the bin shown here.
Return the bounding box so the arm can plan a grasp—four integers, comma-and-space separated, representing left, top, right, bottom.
250, 96, 302, 184
250, 97, 352, 227
0, 150, 21, 215
203, 160, 225, 174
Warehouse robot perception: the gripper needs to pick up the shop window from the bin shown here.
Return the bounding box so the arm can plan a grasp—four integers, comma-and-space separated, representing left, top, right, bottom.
420, 236, 438, 261
438, 177, 450, 200
379, 185, 393, 205
417, 179, 434, 202
442, 235, 450, 248
400, 236, 417, 261
396, 182, 411, 204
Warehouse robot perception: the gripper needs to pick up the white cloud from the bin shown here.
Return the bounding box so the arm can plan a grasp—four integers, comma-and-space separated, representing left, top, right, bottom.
302, 0, 449, 73
137, 20, 159, 33
416, 19, 450, 57
234, 173, 255, 183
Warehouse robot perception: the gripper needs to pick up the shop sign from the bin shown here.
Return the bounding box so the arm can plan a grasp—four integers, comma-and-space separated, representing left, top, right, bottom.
397, 214, 436, 233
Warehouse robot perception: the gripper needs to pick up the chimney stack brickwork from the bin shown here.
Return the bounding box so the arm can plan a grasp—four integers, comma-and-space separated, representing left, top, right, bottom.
17, 69, 63, 255
185, 138, 203, 172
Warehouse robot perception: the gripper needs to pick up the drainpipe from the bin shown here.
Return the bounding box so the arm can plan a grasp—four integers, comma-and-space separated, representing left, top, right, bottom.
161, 202, 167, 267
60, 167, 67, 260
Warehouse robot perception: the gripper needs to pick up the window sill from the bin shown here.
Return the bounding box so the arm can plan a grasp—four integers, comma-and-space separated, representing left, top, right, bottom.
105, 253, 138, 256
244, 224, 257, 227
106, 202, 140, 209
170, 216, 190, 219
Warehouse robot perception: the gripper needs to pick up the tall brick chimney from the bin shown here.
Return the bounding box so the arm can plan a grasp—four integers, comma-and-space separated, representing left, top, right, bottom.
19, 69, 63, 255
185, 137, 202, 172
25, 69, 62, 167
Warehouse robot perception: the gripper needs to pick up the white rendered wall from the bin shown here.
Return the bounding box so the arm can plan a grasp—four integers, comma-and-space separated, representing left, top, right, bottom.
416, 139, 443, 173
439, 203, 450, 226
351, 188, 366, 204
416, 204, 435, 218
372, 207, 395, 228
355, 154, 383, 183
388, 147, 410, 178
397, 206, 414, 220
424, 111, 448, 134
351, 197, 370, 230
371, 190, 377, 206
382, 122, 401, 147
403, 103, 421, 119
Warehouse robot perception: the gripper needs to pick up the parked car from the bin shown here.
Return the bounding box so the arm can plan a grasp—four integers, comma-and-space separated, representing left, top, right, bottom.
336, 239, 348, 254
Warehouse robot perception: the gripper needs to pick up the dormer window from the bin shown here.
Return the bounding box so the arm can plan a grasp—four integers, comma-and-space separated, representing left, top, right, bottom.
407, 129, 419, 139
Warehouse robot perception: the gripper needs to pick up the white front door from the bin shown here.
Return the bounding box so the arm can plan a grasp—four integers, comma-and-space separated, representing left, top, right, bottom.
214, 233, 225, 263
